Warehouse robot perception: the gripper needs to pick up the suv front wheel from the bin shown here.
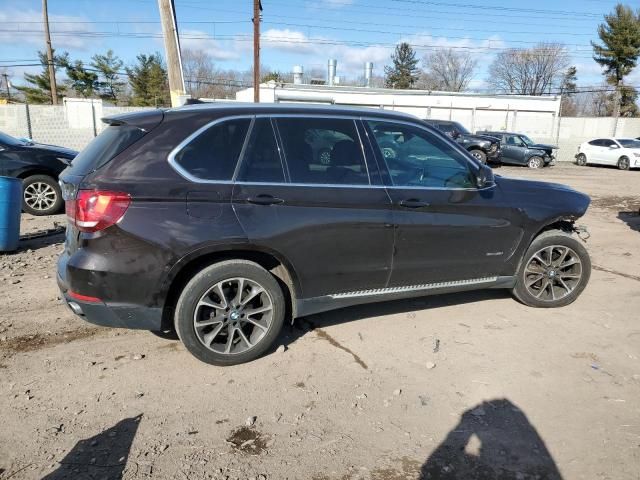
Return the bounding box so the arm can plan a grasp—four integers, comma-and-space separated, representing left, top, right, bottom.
512, 230, 591, 308
174, 260, 286, 365
469, 149, 487, 163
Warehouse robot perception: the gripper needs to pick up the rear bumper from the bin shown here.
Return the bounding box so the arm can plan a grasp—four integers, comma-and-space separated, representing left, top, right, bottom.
57, 258, 162, 330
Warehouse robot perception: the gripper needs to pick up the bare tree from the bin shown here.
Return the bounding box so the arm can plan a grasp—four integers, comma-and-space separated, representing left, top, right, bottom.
487, 43, 569, 95
422, 48, 477, 92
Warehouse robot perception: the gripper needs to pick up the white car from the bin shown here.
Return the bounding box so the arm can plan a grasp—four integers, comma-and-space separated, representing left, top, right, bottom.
575, 138, 640, 170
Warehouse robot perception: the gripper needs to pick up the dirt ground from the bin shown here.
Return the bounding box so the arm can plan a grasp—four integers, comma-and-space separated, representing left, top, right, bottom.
0, 163, 639, 480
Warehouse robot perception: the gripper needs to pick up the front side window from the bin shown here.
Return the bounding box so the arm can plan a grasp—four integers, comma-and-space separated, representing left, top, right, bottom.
506, 135, 525, 147
173, 118, 251, 181
237, 118, 284, 182
368, 121, 475, 189
276, 117, 369, 185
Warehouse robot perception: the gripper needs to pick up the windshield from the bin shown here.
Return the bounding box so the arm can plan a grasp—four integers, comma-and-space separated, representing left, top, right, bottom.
0, 131, 24, 147
616, 139, 640, 148
450, 122, 470, 135
519, 135, 536, 147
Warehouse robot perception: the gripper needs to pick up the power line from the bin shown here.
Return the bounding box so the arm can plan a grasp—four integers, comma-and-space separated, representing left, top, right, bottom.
390, 0, 603, 17
0, 29, 599, 57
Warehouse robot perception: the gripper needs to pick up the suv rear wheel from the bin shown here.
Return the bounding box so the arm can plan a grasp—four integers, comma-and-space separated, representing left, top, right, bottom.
174, 260, 286, 365
22, 174, 62, 216
512, 230, 590, 308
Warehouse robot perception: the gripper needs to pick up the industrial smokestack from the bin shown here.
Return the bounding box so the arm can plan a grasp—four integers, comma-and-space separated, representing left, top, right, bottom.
292, 65, 304, 85
364, 62, 373, 87
328, 59, 337, 87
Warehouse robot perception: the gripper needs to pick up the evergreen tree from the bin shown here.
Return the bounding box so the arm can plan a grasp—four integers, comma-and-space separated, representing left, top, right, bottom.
15, 50, 68, 104
91, 50, 125, 103
64, 59, 98, 98
560, 66, 578, 115
592, 4, 640, 117
384, 43, 419, 89
125, 53, 170, 107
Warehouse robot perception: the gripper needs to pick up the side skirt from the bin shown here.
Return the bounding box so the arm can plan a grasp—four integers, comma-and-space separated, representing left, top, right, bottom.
295, 275, 516, 318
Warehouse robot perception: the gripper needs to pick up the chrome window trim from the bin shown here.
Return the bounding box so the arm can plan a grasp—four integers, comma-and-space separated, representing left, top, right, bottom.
167, 114, 255, 184
166, 112, 491, 191
329, 276, 499, 299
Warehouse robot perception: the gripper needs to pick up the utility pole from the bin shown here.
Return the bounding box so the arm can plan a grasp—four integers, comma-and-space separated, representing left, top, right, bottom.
2, 74, 10, 102
42, 0, 57, 105
253, 0, 262, 103
158, 0, 187, 107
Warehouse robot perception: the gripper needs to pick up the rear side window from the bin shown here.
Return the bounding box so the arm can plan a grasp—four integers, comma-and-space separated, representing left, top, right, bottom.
173, 118, 251, 181
237, 119, 284, 182
276, 117, 369, 185
69, 125, 145, 175
588, 139, 604, 146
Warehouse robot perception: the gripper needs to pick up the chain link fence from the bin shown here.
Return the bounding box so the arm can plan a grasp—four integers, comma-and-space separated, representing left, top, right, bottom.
0, 100, 639, 162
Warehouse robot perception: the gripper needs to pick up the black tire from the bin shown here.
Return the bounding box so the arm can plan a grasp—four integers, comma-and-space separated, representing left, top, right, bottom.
576, 153, 587, 166
512, 229, 591, 308
527, 156, 543, 169
174, 260, 286, 366
21, 174, 63, 216
617, 156, 630, 171
469, 149, 487, 164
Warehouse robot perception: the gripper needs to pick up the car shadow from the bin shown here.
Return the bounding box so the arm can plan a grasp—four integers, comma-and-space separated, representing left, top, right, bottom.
420, 398, 563, 480
42, 414, 142, 480
617, 210, 640, 233
280, 289, 511, 348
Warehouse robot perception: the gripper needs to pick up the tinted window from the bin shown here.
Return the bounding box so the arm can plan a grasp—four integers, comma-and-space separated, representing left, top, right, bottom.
69, 125, 145, 175
238, 119, 284, 182
588, 139, 604, 146
368, 121, 475, 189
601, 139, 616, 147
174, 118, 250, 181
617, 139, 640, 148
276, 117, 369, 185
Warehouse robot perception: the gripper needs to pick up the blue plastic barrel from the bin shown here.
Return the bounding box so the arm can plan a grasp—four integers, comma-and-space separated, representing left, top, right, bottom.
0, 176, 22, 252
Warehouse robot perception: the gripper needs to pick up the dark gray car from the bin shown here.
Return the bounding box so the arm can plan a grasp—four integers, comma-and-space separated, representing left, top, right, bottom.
477, 131, 556, 168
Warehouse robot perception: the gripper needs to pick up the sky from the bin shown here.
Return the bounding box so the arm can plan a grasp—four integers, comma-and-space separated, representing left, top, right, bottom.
1, 0, 639, 92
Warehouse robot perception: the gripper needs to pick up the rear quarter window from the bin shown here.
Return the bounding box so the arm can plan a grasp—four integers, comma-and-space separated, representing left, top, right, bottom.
172, 118, 251, 181
68, 125, 146, 176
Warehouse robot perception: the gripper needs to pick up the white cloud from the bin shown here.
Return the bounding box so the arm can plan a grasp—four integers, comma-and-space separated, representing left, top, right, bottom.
262, 28, 318, 54
318, 0, 354, 8
0, 9, 97, 50
180, 29, 243, 61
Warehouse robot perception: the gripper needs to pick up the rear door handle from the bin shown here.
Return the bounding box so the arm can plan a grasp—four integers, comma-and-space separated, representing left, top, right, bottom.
398, 198, 430, 208
247, 194, 285, 205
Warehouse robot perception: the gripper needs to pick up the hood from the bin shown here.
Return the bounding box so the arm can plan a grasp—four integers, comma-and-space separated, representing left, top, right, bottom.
459, 133, 500, 144
23, 142, 78, 158
529, 143, 557, 151
496, 175, 590, 220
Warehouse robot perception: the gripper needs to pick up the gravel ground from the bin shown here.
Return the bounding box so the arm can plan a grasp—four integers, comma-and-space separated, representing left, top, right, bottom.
0, 163, 639, 480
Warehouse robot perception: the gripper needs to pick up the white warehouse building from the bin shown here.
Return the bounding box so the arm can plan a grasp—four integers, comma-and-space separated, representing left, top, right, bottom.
235, 83, 562, 140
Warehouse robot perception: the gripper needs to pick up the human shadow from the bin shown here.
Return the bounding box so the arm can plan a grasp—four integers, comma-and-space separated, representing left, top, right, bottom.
43, 414, 142, 480
281, 289, 510, 348
421, 399, 563, 480
617, 211, 640, 233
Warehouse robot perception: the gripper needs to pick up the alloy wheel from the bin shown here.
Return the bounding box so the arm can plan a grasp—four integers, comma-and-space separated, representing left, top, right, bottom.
192, 277, 274, 355
523, 245, 583, 302
618, 158, 630, 170
528, 157, 542, 169
23, 182, 57, 212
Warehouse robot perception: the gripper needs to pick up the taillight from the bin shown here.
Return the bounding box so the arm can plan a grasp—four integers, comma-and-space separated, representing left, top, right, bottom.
66, 190, 131, 233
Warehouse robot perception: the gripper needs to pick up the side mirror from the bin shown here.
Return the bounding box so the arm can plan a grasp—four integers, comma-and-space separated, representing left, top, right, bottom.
476, 164, 495, 189
610, 144, 619, 149
451, 130, 461, 139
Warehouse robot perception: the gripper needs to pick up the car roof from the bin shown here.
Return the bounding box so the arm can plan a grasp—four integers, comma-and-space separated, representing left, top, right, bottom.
167, 102, 420, 122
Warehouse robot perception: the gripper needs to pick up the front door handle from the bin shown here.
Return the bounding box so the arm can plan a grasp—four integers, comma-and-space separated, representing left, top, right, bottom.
398, 198, 430, 209
247, 194, 285, 205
